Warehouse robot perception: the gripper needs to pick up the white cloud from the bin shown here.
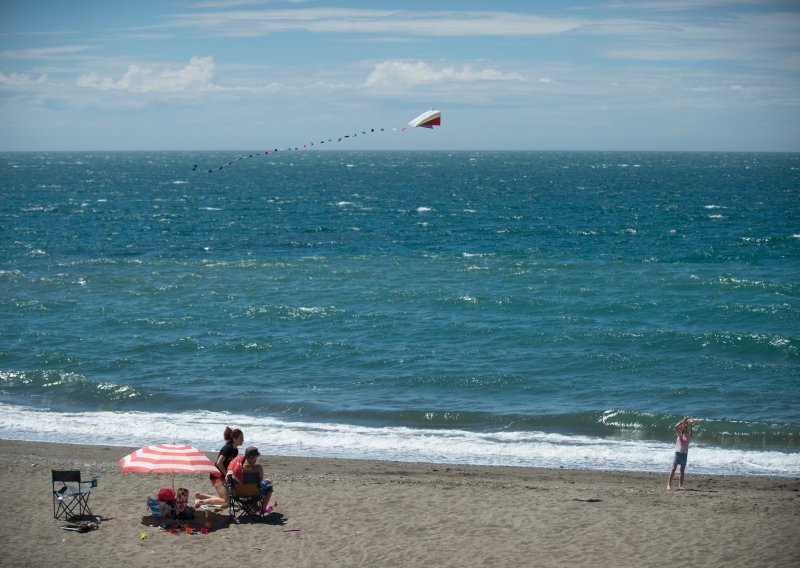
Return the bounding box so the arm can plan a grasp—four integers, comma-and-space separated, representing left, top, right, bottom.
0, 71, 48, 88
607, 0, 760, 11
76, 56, 217, 93
167, 8, 582, 37
190, 0, 308, 7
0, 45, 93, 59
365, 60, 523, 88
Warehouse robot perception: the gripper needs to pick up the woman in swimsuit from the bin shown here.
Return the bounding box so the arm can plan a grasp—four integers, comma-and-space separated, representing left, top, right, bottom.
194, 426, 244, 507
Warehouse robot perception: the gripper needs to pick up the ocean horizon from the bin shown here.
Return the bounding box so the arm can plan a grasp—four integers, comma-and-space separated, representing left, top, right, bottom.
1, 150, 798, 476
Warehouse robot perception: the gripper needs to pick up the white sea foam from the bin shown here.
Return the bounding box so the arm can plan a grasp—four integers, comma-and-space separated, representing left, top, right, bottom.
0, 403, 797, 477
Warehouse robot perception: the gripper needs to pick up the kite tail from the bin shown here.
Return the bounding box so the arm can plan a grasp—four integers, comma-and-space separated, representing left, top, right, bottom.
194, 110, 440, 173
195, 126, 405, 173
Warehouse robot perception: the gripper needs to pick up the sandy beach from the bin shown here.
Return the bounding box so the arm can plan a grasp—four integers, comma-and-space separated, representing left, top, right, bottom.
1, 438, 798, 568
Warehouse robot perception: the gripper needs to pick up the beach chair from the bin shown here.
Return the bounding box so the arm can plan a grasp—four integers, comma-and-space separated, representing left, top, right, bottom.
52, 470, 99, 521
227, 471, 265, 522
147, 496, 166, 518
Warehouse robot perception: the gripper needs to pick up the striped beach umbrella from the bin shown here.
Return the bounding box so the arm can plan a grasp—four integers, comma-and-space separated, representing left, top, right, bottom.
120, 443, 220, 490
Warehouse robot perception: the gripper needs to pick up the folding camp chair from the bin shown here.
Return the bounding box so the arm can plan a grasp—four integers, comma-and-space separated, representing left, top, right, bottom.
227, 471, 265, 522
52, 470, 99, 521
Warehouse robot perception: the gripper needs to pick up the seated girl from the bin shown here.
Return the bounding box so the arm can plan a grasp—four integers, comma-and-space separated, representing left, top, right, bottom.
226, 446, 275, 511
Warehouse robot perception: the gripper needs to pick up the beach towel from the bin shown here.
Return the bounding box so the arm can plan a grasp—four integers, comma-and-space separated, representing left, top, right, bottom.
225, 455, 246, 485
59, 521, 99, 533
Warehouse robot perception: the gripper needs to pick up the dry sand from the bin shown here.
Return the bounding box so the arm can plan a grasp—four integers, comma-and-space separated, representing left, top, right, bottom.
1, 438, 798, 568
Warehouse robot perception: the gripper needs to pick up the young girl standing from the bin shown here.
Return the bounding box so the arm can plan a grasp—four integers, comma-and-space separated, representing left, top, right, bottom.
667, 417, 694, 490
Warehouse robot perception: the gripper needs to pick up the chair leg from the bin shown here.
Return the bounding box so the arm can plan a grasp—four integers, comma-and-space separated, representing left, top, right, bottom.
230, 496, 265, 522
54, 495, 76, 520
54, 493, 92, 521
77, 494, 92, 519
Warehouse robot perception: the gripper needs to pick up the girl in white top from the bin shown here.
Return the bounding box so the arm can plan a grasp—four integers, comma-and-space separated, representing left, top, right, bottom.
667, 417, 694, 490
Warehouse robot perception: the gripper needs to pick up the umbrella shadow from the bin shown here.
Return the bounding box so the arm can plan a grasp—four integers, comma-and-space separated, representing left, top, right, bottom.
140, 509, 287, 531
140, 509, 230, 532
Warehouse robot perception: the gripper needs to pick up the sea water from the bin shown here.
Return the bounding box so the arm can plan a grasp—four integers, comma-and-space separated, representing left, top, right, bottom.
1, 150, 798, 476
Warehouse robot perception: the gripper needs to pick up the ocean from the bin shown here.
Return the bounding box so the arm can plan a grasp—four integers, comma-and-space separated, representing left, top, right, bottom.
1, 150, 798, 477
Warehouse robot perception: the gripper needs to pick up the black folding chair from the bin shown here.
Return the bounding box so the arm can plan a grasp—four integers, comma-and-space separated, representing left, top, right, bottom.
226, 470, 265, 523
52, 470, 99, 521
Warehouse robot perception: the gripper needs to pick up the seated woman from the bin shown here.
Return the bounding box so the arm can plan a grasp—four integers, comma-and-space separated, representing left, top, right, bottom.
226, 446, 275, 512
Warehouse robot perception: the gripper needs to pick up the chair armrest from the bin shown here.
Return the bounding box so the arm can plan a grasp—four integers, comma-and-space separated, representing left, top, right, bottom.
78, 476, 100, 491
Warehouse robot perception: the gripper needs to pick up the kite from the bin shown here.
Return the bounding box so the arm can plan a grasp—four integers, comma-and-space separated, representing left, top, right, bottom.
408, 109, 441, 129
194, 109, 441, 173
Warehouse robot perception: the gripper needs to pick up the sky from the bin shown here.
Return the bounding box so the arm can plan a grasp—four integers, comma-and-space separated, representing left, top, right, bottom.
1, 0, 799, 152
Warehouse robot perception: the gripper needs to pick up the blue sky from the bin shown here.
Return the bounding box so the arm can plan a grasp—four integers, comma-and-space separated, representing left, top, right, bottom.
1, 0, 798, 151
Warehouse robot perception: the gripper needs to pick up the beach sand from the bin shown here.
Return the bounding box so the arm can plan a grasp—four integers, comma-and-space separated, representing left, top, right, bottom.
1, 439, 798, 568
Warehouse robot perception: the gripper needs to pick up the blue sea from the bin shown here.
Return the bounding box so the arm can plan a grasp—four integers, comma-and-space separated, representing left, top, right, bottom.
1, 150, 798, 477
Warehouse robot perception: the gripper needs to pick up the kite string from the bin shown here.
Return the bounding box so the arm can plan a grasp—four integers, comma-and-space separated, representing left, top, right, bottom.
194, 124, 411, 173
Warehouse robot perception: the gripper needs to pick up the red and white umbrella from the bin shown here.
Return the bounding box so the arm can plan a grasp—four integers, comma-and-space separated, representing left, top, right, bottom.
120, 443, 220, 489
